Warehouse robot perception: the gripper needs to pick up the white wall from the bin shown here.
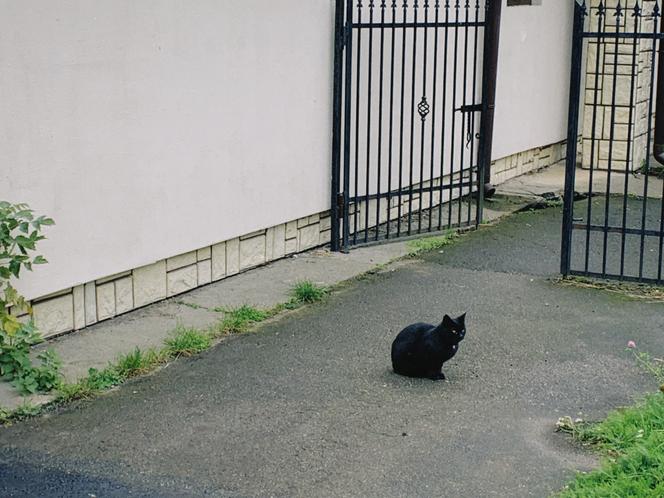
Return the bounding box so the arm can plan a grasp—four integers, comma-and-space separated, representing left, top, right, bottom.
0, 0, 335, 299
492, 0, 573, 160
0, 0, 574, 301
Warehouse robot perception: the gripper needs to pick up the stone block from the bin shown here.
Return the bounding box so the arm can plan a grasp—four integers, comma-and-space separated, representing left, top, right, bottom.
298, 224, 320, 251
297, 216, 310, 229
197, 247, 211, 261
96, 282, 116, 321
115, 277, 134, 314
226, 238, 240, 276
133, 260, 167, 307
272, 224, 286, 260
308, 214, 320, 225
211, 242, 226, 281
84, 282, 97, 326
240, 235, 266, 270
198, 260, 212, 286
240, 229, 266, 241
73, 285, 85, 330
285, 238, 298, 255
96, 270, 132, 285
167, 265, 198, 297
166, 251, 197, 271
33, 293, 74, 338
265, 227, 275, 261
286, 221, 298, 239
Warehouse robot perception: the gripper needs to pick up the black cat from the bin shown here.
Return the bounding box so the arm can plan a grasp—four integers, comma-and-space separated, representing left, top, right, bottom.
391, 313, 466, 380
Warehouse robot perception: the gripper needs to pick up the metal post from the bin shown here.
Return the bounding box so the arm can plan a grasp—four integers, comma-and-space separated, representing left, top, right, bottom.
476, 0, 503, 226
330, 0, 345, 251
560, 0, 585, 276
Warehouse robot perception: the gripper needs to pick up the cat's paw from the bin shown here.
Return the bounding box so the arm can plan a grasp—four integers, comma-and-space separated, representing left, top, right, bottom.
429, 372, 446, 381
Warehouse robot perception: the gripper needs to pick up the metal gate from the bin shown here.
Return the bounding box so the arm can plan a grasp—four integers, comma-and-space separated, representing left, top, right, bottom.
330, 0, 501, 251
562, 0, 664, 284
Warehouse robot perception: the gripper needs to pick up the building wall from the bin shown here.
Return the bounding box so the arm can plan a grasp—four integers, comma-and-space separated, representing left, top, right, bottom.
492, 0, 574, 161
0, 0, 335, 300
1, 1, 574, 337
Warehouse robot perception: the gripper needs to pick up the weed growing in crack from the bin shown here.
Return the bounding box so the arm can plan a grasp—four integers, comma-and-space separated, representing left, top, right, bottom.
165, 326, 212, 357
289, 280, 328, 305
212, 305, 270, 336
407, 231, 458, 256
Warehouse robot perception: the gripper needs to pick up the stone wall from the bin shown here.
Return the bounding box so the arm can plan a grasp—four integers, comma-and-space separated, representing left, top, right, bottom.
25, 140, 564, 339
581, 0, 656, 172
491, 140, 567, 185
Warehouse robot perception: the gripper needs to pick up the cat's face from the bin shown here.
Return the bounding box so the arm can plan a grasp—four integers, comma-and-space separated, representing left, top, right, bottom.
443, 313, 466, 342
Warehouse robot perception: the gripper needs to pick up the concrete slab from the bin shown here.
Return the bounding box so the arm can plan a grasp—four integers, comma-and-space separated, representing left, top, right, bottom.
500, 163, 664, 200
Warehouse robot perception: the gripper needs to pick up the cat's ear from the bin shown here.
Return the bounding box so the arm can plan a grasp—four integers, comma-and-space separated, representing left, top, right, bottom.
442, 314, 455, 329
457, 313, 467, 325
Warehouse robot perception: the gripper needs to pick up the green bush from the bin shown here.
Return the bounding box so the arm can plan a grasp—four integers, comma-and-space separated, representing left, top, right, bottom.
0, 201, 59, 394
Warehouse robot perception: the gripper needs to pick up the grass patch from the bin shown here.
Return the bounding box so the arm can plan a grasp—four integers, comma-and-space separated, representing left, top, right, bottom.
557, 394, 664, 497
407, 231, 459, 256
289, 280, 328, 304
165, 325, 212, 357
212, 305, 270, 336
557, 276, 664, 302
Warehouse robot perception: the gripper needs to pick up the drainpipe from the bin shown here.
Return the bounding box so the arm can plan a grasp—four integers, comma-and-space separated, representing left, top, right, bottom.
477, 0, 503, 205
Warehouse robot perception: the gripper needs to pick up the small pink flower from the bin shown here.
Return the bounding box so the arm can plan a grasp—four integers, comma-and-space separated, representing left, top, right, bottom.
627, 341, 637, 349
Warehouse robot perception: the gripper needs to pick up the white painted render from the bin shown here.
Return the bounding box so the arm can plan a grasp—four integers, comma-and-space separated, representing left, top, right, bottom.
493, 0, 574, 160
0, 0, 573, 300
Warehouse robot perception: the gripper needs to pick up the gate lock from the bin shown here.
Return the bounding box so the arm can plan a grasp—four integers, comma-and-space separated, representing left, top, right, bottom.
456, 103, 483, 148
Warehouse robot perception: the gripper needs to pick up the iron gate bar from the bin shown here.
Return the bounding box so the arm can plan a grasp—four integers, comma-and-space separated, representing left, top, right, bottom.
573, 225, 664, 238
364, 1, 374, 244
601, 3, 621, 278
641, 3, 661, 280
417, 0, 429, 234
583, 1, 603, 274
438, 0, 450, 230
374, 1, 385, 242
448, 1, 459, 228
386, 0, 396, 241
353, 1, 362, 245
620, 5, 640, 278
428, 0, 441, 234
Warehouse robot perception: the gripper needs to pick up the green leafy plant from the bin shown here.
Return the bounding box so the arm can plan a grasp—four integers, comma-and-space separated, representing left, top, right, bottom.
0, 202, 59, 394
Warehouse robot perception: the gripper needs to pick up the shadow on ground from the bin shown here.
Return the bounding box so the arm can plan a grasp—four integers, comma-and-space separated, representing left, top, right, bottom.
1, 204, 663, 497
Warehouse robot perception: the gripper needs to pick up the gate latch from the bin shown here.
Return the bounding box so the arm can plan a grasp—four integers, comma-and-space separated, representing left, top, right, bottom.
456, 103, 483, 113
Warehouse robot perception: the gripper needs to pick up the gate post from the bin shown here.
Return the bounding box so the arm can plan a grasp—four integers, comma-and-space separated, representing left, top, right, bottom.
330, 0, 345, 252
561, 0, 586, 276
476, 0, 503, 225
